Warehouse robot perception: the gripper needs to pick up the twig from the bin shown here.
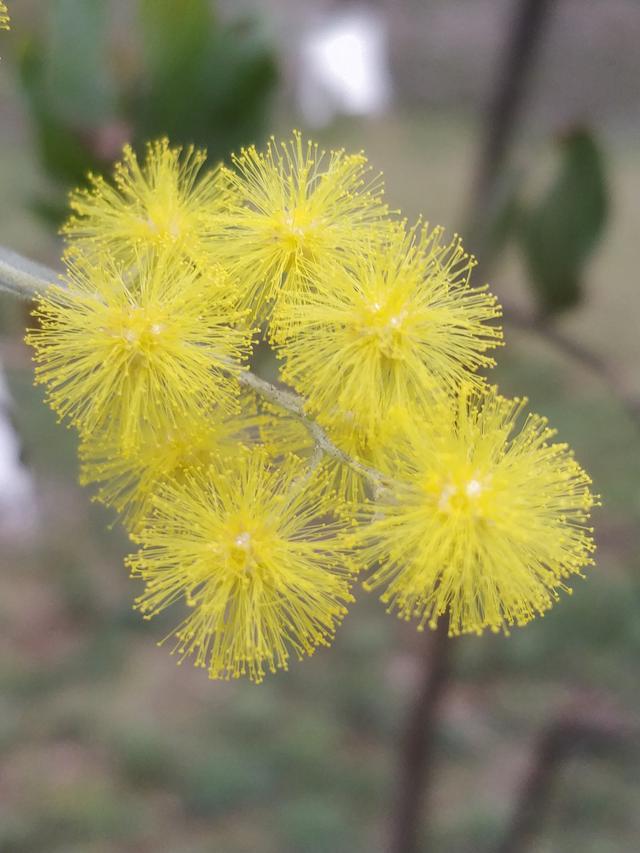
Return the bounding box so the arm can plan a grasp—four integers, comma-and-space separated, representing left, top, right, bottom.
390, 3, 559, 851
504, 300, 640, 428
466, 0, 557, 238
237, 370, 387, 489
496, 699, 636, 853
389, 620, 453, 853
0, 247, 59, 300
0, 244, 389, 491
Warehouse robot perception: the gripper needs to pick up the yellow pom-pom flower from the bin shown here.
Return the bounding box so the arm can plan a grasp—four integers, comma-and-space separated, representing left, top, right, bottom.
213, 130, 394, 318
80, 396, 265, 532
63, 139, 228, 267
0, 3, 10, 30
27, 250, 252, 450
276, 224, 503, 438
128, 450, 356, 683
362, 387, 597, 636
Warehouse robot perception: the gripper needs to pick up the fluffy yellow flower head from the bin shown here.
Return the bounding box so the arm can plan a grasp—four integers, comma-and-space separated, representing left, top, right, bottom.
63, 139, 228, 266
362, 387, 597, 636
0, 3, 10, 30
213, 130, 394, 318
27, 250, 251, 450
80, 396, 265, 532
276, 224, 503, 438
128, 450, 356, 683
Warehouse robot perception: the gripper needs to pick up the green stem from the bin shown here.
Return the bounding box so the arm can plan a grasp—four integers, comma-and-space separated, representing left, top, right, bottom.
0, 247, 58, 300
0, 244, 388, 490
236, 370, 388, 490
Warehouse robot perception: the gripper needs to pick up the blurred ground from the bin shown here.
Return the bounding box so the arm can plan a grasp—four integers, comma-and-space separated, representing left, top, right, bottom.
1, 2, 640, 852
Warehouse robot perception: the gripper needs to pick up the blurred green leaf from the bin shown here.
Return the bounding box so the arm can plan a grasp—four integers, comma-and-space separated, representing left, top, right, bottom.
278, 796, 357, 853
18, 16, 111, 195
481, 170, 524, 266
181, 747, 273, 817
139, 0, 210, 76
138, 0, 210, 131
45, 0, 115, 126
521, 127, 608, 314
136, 3, 277, 161
19, 0, 277, 222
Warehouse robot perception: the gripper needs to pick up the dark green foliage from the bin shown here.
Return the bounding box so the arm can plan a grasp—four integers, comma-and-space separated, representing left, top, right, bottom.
277, 796, 358, 853
115, 727, 179, 788
181, 747, 274, 817
136, 0, 277, 162
520, 127, 608, 315
17, 0, 278, 223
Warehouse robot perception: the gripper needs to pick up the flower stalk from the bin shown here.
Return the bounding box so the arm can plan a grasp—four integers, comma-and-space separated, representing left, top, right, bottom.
0, 244, 388, 490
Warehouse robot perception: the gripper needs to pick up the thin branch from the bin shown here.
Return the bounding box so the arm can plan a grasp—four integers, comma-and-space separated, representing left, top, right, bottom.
496, 699, 637, 853
237, 370, 387, 489
0, 247, 59, 300
503, 300, 640, 428
466, 0, 556, 237
389, 620, 453, 853
391, 3, 559, 852
0, 245, 388, 490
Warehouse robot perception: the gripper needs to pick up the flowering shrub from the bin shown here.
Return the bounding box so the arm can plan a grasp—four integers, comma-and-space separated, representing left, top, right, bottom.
24, 133, 597, 682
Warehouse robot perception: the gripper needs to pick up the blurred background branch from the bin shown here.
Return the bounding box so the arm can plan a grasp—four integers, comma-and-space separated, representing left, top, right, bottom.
504, 301, 640, 428
391, 3, 556, 850
389, 621, 453, 853
466, 0, 556, 243
496, 698, 638, 853
390, 1, 635, 850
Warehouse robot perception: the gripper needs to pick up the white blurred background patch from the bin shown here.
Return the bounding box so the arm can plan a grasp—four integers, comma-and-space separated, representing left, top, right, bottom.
0, 365, 38, 540
298, 6, 392, 127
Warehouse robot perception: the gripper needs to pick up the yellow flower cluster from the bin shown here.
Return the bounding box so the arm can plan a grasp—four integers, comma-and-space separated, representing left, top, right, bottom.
0, 2, 9, 30
129, 451, 356, 683
26, 133, 597, 683
362, 389, 596, 635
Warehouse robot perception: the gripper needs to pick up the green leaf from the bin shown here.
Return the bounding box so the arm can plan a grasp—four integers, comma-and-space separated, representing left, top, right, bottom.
521, 127, 608, 314
136, 0, 212, 139
479, 169, 524, 267
45, 0, 115, 125
18, 0, 277, 223
136, 2, 277, 158
18, 39, 101, 186
17, 3, 115, 215
139, 0, 210, 76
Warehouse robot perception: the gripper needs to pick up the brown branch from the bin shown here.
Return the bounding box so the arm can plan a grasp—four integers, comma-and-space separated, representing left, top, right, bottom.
389, 3, 559, 851
389, 620, 453, 853
496, 699, 637, 853
467, 0, 557, 236
504, 300, 640, 428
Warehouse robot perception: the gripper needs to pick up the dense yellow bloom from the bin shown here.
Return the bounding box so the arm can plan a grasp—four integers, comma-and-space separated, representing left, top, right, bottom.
80, 396, 265, 532
276, 224, 502, 438
63, 139, 228, 267
0, 3, 9, 30
129, 451, 356, 683
213, 130, 394, 318
27, 251, 251, 450
13, 124, 600, 677
362, 387, 597, 635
